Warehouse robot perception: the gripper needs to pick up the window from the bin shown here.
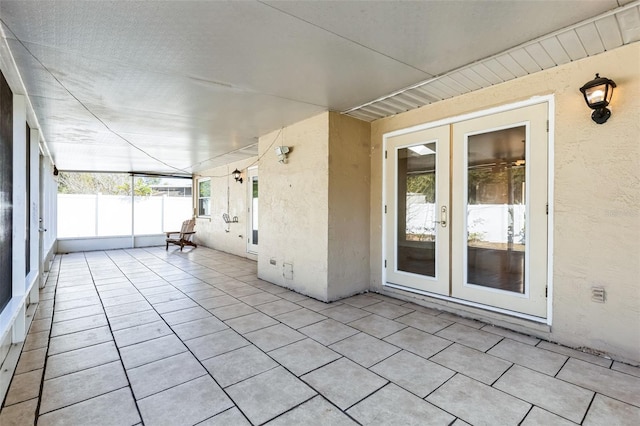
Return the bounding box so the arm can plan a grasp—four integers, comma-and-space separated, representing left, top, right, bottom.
198, 178, 211, 217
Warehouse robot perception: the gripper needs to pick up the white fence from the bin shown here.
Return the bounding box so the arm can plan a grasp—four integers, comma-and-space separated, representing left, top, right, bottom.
58, 194, 192, 238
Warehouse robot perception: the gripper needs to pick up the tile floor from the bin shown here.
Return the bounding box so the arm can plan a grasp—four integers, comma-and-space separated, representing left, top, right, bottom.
1, 246, 639, 425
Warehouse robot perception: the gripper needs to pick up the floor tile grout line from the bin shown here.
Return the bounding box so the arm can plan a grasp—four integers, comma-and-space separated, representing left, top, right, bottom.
82, 251, 147, 425
33, 254, 62, 424
103, 249, 257, 426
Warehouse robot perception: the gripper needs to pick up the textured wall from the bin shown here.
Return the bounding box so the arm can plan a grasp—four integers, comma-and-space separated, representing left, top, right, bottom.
195, 157, 258, 260
257, 113, 330, 300
370, 43, 640, 363
327, 112, 371, 300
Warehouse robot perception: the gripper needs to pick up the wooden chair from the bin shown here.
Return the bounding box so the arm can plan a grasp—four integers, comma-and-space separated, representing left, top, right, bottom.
166, 219, 197, 251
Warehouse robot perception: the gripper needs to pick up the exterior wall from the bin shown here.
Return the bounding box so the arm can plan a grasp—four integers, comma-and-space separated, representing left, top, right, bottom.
327, 112, 371, 300
258, 113, 330, 301
370, 43, 640, 363
195, 157, 258, 260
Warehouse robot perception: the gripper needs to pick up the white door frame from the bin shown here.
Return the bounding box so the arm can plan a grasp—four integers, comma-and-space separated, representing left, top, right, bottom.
382, 95, 555, 325
247, 166, 258, 254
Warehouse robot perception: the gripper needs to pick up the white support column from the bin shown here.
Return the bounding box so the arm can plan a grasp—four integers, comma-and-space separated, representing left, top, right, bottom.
29, 129, 40, 278
11, 93, 27, 343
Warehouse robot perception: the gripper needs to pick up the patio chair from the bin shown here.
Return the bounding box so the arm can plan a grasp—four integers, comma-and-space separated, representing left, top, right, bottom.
166, 219, 197, 251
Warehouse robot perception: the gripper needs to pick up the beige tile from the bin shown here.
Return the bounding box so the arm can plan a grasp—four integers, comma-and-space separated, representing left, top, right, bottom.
198, 295, 240, 310
383, 327, 452, 359
28, 318, 52, 333
211, 303, 258, 320
537, 341, 613, 368
0, 398, 38, 426
15, 347, 47, 374
341, 294, 382, 308
268, 395, 358, 426
108, 309, 162, 331
395, 311, 453, 334
184, 329, 250, 360
612, 361, 640, 378
50, 314, 108, 337
160, 306, 210, 326
480, 324, 540, 345
224, 311, 278, 334
275, 308, 326, 329
436, 323, 503, 352
488, 339, 567, 376
238, 291, 281, 306
120, 334, 187, 369
4, 369, 43, 406
348, 383, 455, 425
299, 319, 359, 346
138, 375, 233, 426
583, 394, 640, 426
362, 302, 414, 319
199, 407, 250, 426
256, 299, 301, 316
320, 304, 371, 323
227, 367, 317, 425
144, 290, 186, 305
113, 320, 173, 347
430, 343, 512, 385
202, 345, 279, 387
128, 352, 207, 399
371, 350, 454, 398
171, 316, 228, 341
301, 358, 387, 410
348, 314, 407, 338
152, 298, 199, 314
45, 341, 120, 379
54, 296, 101, 312
53, 304, 105, 323
22, 330, 50, 351
557, 358, 640, 406
103, 300, 153, 318
495, 365, 593, 423
269, 338, 341, 376
245, 324, 306, 352
437, 312, 484, 329
40, 362, 128, 414
329, 332, 400, 367
48, 326, 113, 355
521, 407, 577, 426
38, 388, 140, 426
296, 298, 337, 312
426, 374, 530, 425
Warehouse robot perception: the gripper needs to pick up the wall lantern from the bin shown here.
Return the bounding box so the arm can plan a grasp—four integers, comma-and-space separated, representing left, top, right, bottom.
232, 168, 243, 183
579, 73, 616, 124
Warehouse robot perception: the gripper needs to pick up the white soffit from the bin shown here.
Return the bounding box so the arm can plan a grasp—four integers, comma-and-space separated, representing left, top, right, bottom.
343, 1, 640, 122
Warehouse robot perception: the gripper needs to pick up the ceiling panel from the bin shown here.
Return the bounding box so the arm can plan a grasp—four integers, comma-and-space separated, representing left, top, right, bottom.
0, 0, 636, 174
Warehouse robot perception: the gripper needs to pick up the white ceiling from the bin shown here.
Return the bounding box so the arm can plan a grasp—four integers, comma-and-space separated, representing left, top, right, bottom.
0, 0, 634, 175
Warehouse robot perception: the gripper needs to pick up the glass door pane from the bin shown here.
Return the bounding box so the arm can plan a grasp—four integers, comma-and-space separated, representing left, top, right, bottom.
467, 126, 526, 293
397, 143, 437, 277
251, 176, 258, 245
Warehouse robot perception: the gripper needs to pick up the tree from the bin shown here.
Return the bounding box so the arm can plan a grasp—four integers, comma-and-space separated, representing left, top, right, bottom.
58, 172, 156, 196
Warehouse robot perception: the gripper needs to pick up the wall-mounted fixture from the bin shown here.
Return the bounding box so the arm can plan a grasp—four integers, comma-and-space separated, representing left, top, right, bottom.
275, 146, 290, 164
232, 168, 243, 183
580, 73, 616, 124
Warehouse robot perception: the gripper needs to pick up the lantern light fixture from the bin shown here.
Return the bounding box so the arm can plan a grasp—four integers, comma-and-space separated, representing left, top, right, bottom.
579, 73, 616, 124
232, 168, 243, 184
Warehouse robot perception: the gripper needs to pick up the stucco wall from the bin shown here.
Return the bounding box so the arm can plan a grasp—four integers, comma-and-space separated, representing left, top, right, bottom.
327, 112, 371, 300
257, 113, 330, 300
195, 157, 258, 260
370, 43, 640, 363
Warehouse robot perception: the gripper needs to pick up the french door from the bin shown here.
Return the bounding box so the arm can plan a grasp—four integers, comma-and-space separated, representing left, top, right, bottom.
385, 102, 549, 318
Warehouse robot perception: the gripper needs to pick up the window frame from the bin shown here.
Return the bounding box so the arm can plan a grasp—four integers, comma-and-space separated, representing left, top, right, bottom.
197, 178, 211, 217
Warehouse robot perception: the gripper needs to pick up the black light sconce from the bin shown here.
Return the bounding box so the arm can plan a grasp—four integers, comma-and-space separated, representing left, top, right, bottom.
232, 168, 243, 184
579, 73, 616, 124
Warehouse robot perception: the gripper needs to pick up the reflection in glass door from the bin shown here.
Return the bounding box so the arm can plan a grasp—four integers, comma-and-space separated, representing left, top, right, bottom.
386, 125, 450, 296
466, 126, 526, 293
247, 167, 258, 254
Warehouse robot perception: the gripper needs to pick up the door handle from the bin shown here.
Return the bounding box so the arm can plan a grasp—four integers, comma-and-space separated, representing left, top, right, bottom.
434, 206, 447, 228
